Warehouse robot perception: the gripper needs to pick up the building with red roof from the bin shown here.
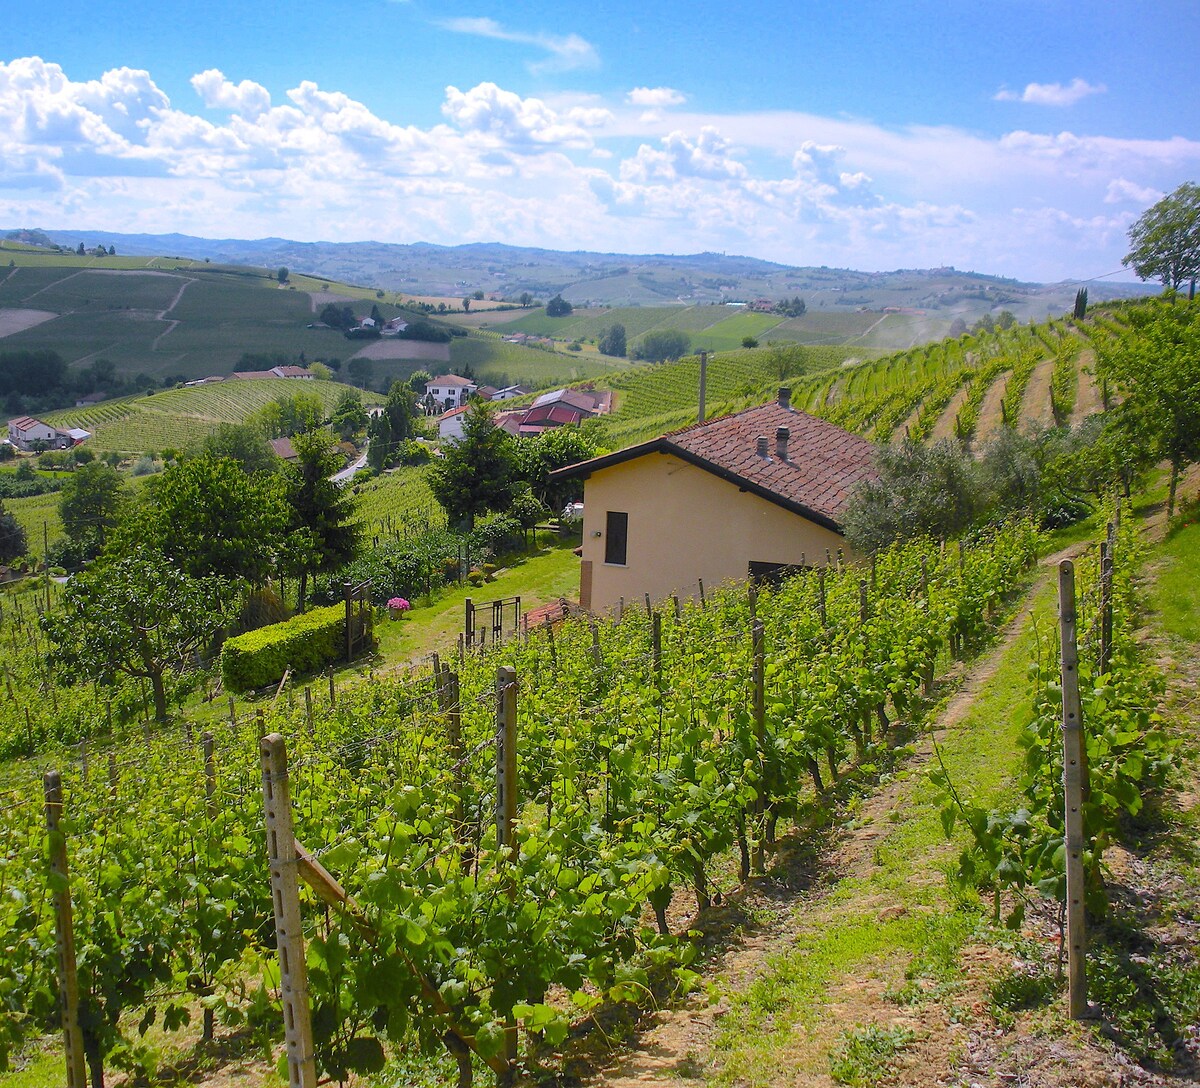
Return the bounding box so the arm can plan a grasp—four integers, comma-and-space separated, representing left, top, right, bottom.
548, 388, 878, 613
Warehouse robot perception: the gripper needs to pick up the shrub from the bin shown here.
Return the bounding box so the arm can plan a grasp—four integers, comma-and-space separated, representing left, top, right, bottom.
221, 605, 373, 692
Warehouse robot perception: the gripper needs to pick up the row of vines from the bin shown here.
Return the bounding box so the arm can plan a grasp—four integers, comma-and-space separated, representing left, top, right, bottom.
2, 523, 1038, 1086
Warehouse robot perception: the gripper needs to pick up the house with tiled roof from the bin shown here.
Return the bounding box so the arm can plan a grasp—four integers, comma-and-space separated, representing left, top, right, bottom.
7, 417, 90, 451
425, 374, 478, 412
548, 388, 878, 613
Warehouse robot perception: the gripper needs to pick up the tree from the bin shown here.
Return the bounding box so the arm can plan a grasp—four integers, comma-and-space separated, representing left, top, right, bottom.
283, 431, 360, 610
1073, 287, 1088, 321
346, 358, 375, 389
41, 549, 233, 722
409, 369, 433, 394
58, 461, 127, 557
636, 329, 690, 363
366, 412, 391, 473
108, 245, 116, 256
429, 401, 518, 529
1096, 296, 1200, 514
76, 242, 85, 256
384, 381, 417, 446
0, 499, 25, 562
741, 336, 759, 349
1123, 182, 1200, 299
509, 488, 548, 548
199, 422, 276, 474
545, 295, 573, 317
598, 324, 626, 358
277, 266, 290, 284
844, 439, 982, 551
514, 426, 601, 509
462, 296, 471, 312
519, 292, 533, 308
329, 389, 368, 440
150, 454, 288, 583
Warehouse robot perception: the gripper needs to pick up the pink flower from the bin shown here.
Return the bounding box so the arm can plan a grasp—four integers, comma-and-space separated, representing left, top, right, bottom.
387, 597, 410, 611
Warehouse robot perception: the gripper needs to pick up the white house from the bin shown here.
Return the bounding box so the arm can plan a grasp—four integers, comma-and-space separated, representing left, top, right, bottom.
437, 405, 469, 443
491, 385, 531, 401
7, 416, 58, 450
425, 375, 478, 411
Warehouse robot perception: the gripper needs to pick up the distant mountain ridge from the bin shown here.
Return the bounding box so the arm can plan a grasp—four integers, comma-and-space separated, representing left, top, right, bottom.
4, 228, 1153, 312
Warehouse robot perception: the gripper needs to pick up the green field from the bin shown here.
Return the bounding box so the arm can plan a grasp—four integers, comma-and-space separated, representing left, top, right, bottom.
40, 378, 381, 456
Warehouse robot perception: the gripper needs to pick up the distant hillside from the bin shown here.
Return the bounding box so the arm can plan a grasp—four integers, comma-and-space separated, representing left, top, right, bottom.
4, 228, 1156, 329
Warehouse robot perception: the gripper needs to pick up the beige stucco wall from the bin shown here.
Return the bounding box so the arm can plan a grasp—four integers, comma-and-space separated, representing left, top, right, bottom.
578, 451, 847, 614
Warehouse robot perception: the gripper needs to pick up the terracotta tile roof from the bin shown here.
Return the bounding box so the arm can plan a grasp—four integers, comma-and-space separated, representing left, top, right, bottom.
549, 391, 878, 531
427, 374, 475, 388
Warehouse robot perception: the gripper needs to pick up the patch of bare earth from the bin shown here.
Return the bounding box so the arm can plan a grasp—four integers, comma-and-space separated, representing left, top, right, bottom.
972, 370, 1011, 449
0, 307, 56, 337
1070, 349, 1105, 425
349, 338, 451, 363
929, 380, 973, 443
892, 401, 925, 443
1019, 358, 1057, 432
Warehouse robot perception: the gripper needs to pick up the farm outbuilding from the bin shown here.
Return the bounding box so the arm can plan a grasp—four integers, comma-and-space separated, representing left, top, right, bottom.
548, 388, 878, 614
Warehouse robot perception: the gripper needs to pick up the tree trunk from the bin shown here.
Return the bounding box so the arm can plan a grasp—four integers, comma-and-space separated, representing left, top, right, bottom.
1168, 460, 1181, 517
150, 669, 169, 723
298, 570, 309, 613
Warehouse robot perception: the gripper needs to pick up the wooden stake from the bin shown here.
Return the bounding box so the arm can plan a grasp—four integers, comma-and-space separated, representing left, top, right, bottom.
304, 687, 313, 735
203, 732, 217, 819
44, 771, 87, 1088
651, 612, 662, 686
494, 666, 519, 1082
1058, 561, 1089, 1019
751, 619, 766, 874
260, 734, 318, 1088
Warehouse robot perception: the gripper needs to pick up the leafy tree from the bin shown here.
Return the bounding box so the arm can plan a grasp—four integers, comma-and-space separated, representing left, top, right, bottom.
519, 292, 533, 308
41, 548, 233, 722
1096, 296, 1200, 514
636, 329, 690, 363
0, 499, 25, 562
76, 242, 85, 256
741, 336, 758, 349
58, 461, 127, 558
330, 389, 369, 440
844, 439, 982, 551
277, 266, 290, 283
254, 391, 325, 438
545, 295, 573, 317
429, 401, 518, 529
366, 412, 391, 473
149, 454, 288, 584
515, 426, 601, 509
319, 303, 353, 329
509, 488, 548, 548
996, 310, 1016, 330
598, 324, 626, 357
384, 380, 417, 445
346, 358, 375, 389
283, 431, 360, 610
1123, 182, 1200, 299
462, 296, 472, 312
199, 422, 276, 474
409, 369, 433, 394
107, 244, 115, 256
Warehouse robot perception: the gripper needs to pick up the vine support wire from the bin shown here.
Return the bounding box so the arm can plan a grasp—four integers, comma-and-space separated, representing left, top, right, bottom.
43, 770, 86, 1088
1058, 561, 1089, 1020
260, 733, 318, 1088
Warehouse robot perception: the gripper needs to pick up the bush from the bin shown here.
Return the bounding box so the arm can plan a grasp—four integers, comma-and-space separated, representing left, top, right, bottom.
470, 515, 522, 557
221, 605, 372, 692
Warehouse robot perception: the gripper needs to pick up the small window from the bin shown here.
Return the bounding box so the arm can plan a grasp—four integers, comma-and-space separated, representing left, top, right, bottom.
605, 511, 628, 566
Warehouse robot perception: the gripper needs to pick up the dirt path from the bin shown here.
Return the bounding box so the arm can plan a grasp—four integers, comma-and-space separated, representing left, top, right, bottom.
586, 546, 1084, 1088
928, 379, 971, 443
1070, 348, 1104, 425
150, 276, 196, 350
1019, 358, 1056, 431
972, 369, 1011, 448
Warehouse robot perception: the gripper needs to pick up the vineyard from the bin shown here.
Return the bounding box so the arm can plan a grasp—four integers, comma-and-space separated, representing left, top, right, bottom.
39, 380, 383, 458
0, 525, 1046, 1086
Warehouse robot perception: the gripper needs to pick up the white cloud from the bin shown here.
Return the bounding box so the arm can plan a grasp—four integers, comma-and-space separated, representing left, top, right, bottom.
435, 17, 599, 74
626, 87, 686, 108
191, 69, 271, 116
994, 78, 1106, 107
442, 83, 605, 150
1104, 178, 1161, 205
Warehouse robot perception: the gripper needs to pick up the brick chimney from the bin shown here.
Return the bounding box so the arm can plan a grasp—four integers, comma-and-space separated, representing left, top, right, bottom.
775, 426, 790, 461
778, 387, 792, 409
756, 435, 770, 458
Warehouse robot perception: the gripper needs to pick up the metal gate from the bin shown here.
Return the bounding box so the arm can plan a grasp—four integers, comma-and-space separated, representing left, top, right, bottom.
464, 595, 521, 648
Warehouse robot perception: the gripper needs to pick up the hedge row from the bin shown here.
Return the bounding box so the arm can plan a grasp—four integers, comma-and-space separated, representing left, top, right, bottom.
221, 605, 369, 693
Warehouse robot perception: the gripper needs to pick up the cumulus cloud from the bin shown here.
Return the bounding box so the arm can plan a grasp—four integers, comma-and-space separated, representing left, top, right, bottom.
994, 78, 1106, 107
442, 83, 606, 150
626, 87, 686, 108
619, 127, 747, 183
191, 69, 271, 116
436, 17, 599, 74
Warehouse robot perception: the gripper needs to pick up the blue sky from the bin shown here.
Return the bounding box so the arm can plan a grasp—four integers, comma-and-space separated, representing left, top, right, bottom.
3, 0, 1198, 281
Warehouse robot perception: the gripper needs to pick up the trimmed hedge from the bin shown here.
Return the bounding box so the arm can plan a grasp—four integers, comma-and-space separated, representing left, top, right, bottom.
221, 605, 372, 693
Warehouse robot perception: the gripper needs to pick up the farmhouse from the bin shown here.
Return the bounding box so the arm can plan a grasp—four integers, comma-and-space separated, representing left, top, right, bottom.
548, 389, 878, 614
425, 375, 478, 411
437, 405, 470, 443
230, 366, 314, 381
6, 417, 91, 451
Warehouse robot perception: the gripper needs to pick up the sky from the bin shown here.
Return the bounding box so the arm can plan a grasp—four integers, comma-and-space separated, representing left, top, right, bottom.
2, 0, 1199, 283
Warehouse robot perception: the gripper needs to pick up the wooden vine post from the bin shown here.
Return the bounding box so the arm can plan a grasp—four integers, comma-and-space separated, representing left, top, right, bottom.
493, 666, 519, 1083
751, 618, 767, 873
260, 733, 318, 1088
1058, 561, 1089, 1019
43, 770, 86, 1088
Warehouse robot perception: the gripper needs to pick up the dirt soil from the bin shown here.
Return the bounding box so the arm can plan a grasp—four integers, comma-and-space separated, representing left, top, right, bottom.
348, 338, 451, 363
973, 370, 1011, 448
1071, 349, 1106, 425
1019, 358, 1057, 431
0, 307, 56, 337
929, 381, 972, 443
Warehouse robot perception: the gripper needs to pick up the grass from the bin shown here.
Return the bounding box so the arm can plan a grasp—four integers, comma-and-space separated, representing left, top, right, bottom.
1152, 509, 1200, 639
709, 576, 1055, 1085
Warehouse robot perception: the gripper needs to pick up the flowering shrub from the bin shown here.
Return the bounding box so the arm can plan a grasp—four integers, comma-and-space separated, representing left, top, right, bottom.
387, 597, 410, 612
